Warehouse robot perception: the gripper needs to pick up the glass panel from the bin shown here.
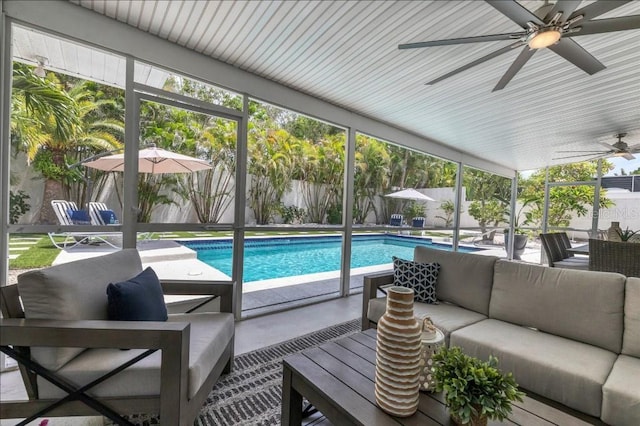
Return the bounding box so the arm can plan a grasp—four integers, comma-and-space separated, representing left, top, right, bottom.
460, 166, 513, 259
134, 62, 242, 110
10, 27, 125, 226
348, 134, 460, 293
520, 160, 609, 244
138, 99, 236, 224
246, 100, 346, 226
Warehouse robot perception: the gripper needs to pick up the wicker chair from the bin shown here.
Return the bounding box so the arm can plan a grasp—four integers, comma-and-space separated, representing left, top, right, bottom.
588, 239, 640, 277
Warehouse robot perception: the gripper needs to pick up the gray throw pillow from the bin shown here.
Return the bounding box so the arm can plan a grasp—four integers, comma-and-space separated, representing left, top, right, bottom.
392, 256, 440, 304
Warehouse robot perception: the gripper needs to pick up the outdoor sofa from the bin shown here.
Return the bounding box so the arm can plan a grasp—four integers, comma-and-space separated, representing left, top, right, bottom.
0, 249, 235, 425
362, 246, 640, 425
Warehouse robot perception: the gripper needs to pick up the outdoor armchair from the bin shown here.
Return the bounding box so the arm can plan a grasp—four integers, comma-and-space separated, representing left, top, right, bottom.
0, 249, 235, 426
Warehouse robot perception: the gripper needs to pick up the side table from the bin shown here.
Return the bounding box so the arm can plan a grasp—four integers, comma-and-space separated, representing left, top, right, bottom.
418, 328, 445, 392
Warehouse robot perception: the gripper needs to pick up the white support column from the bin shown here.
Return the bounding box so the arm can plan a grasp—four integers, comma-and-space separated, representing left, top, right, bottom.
122, 58, 138, 248
0, 2, 11, 372
507, 176, 518, 261
542, 168, 550, 234
231, 95, 249, 320
340, 127, 356, 297
452, 162, 463, 251
592, 159, 602, 235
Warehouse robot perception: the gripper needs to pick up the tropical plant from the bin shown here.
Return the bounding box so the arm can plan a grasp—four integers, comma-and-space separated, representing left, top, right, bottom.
403, 201, 426, 220
433, 346, 525, 425
353, 135, 390, 224
435, 199, 457, 227
248, 128, 299, 224
616, 227, 639, 242
464, 169, 511, 233
9, 190, 31, 224
299, 135, 344, 223
518, 161, 615, 228
12, 66, 125, 223
180, 118, 237, 223
278, 204, 306, 224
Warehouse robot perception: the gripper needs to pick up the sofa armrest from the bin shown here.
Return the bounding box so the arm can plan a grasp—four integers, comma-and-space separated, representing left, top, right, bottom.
362, 272, 393, 330
160, 280, 235, 313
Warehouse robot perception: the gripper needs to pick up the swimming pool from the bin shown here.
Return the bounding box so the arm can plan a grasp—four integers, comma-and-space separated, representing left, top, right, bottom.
181, 234, 481, 282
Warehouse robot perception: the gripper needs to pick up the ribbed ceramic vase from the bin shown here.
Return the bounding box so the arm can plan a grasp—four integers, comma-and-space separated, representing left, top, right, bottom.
608, 221, 622, 241
375, 286, 422, 417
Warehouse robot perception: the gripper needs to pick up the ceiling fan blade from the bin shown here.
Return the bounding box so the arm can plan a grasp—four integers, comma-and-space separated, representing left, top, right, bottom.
493, 47, 535, 91
621, 153, 636, 160
548, 39, 606, 75
544, 0, 582, 23
628, 144, 640, 152
485, 0, 543, 27
398, 32, 526, 49
426, 44, 518, 85
570, 0, 633, 22
570, 15, 640, 36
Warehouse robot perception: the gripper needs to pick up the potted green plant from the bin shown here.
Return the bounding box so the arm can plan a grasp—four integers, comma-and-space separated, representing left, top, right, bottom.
616, 227, 639, 242
432, 346, 525, 426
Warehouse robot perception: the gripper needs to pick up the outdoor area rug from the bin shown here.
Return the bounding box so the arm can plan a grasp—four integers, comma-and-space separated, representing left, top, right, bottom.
119, 318, 361, 426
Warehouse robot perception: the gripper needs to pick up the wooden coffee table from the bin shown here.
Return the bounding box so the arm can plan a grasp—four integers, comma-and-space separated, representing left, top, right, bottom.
281, 329, 603, 425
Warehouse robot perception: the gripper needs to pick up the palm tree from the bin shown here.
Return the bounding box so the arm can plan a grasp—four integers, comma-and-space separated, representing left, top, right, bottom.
12, 66, 123, 223
248, 128, 299, 224
354, 135, 390, 224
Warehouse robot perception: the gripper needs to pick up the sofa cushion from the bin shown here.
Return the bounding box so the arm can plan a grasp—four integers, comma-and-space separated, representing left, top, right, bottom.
368, 298, 486, 345
37, 312, 234, 399
18, 249, 143, 371
490, 260, 625, 353
392, 257, 439, 303
601, 355, 640, 426
107, 267, 168, 321
623, 277, 640, 357
450, 319, 617, 417
413, 246, 497, 315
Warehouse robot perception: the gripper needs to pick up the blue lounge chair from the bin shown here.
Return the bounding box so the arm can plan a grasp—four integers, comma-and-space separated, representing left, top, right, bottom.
412, 217, 425, 228
48, 200, 120, 249
389, 214, 403, 227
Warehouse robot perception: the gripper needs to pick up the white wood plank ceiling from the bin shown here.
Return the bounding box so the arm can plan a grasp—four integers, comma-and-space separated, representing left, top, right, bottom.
12, 1, 640, 171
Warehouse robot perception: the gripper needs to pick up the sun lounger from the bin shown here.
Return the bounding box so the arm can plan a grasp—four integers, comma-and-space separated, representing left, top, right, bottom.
48, 200, 121, 249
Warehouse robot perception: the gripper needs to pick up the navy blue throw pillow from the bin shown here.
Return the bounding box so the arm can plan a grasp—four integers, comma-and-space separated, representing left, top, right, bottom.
67, 209, 91, 225
99, 209, 118, 224
107, 267, 168, 321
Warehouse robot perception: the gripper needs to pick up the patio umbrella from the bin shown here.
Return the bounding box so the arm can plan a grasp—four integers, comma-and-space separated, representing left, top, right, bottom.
384, 188, 435, 202
83, 145, 212, 174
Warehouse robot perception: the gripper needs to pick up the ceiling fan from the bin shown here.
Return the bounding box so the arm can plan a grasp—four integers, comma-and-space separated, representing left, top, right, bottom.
554, 133, 640, 161
399, 0, 640, 91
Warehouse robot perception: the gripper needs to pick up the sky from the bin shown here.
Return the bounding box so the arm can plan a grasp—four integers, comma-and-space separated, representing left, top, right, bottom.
606, 157, 640, 176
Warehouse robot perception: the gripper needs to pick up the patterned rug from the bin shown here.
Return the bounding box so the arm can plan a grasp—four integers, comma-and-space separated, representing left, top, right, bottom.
125, 318, 361, 426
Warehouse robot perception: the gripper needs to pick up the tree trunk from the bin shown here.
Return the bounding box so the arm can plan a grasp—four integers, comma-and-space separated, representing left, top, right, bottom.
38, 178, 65, 224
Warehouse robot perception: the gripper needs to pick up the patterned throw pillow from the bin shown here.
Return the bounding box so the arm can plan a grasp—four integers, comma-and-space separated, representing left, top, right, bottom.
392, 256, 440, 304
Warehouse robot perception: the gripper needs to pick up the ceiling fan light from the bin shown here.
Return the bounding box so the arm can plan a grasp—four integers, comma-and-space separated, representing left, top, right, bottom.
528, 29, 561, 49
613, 151, 628, 157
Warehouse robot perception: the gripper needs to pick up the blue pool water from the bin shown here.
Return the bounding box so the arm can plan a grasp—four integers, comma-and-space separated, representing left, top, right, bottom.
181, 234, 481, 282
